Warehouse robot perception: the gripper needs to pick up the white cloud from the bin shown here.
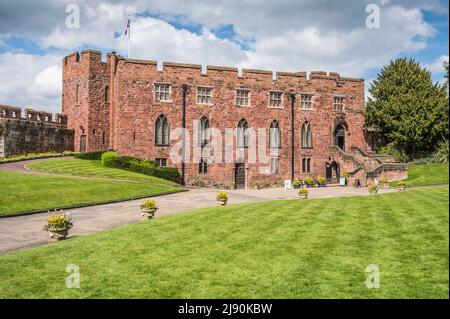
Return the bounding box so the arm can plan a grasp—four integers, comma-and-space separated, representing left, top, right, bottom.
0, 52, 61, 113
0, 0, 446, 113
426, 55, 449, 74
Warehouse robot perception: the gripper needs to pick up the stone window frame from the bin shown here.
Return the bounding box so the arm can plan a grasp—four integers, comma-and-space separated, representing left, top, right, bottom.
104, 86, 110, 103
333, 95, 345, 112
301, 121, 313, 149
154, 83, 172, 102
300, 93, 314, 110
269, 119, 281, 149
268, 90, 283, 108
198, 116, 211, 147
302, 157, 312, 173
155, 158, 167, 167
269, 156, 279, 174
236, 88, 251, 107
196, 86, 213, 105
198, 158, 208, 174
237, 118, 250, 148
75, 84, 81, 104
155, 114, 170, 146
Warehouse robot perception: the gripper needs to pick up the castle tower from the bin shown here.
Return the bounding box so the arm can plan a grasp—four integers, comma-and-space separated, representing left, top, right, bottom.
62, 50, 112, 152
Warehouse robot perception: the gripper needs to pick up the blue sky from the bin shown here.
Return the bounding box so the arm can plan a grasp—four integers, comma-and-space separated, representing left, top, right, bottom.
0, 0, 448, 112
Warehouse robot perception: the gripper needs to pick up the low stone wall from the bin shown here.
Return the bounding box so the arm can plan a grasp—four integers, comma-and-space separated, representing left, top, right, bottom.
0, 104, 74, 157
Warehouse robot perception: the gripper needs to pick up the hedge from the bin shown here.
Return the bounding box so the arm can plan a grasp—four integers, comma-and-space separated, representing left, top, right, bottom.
75, 150, 110, 160
101, 152, 180, 184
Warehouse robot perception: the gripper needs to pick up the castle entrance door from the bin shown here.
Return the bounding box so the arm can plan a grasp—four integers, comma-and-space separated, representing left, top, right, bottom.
234, 163, 246, 189
80, 135, 86, 153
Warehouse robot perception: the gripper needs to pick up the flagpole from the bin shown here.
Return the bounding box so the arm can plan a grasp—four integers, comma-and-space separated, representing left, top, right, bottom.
127, 15, 131, 59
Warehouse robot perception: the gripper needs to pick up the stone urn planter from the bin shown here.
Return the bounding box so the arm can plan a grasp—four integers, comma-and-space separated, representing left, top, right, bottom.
142, 208, 157, 219
298, 189, 309, 199
140, 199, 158, 220
43, 211, 73, 241
47, 228, 69, 240
216, 192, 228, 206
397, 182, 407, 191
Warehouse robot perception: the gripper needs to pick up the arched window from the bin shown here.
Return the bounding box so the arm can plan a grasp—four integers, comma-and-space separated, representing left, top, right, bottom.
104, 86, 109, 102
237, 118, 249, 148
301, 122, 312, 148
269, 120, 280, 149
199, 117, 211, 147
155, 115, 169, 145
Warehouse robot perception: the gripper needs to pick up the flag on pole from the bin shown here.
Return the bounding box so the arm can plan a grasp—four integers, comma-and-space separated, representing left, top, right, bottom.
124, 16, 131, 36
124, 15, 131, 58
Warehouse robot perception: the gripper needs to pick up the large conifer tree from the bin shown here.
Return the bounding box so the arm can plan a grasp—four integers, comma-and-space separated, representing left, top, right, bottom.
366, 58, 449, 158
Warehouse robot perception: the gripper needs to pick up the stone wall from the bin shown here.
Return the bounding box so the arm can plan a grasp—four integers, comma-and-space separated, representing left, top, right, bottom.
0, 104, 74, 157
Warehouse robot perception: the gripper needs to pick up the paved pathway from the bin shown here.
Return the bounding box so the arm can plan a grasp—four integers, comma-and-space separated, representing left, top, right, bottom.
0, 157, 398, 254
0, 185, 396, 254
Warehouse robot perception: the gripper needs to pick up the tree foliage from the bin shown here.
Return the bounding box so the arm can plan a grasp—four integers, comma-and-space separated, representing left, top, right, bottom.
365, 58, 449, 158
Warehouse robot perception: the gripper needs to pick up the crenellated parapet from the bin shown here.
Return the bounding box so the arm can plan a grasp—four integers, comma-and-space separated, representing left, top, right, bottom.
0, 104, 68, 127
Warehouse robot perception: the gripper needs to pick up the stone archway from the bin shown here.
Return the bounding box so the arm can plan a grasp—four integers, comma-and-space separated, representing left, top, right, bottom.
334, 123, 346, 151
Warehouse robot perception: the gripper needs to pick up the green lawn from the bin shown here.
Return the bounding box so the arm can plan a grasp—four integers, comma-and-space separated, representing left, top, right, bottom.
393, 163, 449, 187
0, 171, 179, 216
0, 187, 447, 298
26, 158, 178, 186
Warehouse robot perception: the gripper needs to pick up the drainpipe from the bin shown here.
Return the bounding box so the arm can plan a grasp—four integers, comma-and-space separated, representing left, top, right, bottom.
181, 84, 188, 185
290, 93, 295, 181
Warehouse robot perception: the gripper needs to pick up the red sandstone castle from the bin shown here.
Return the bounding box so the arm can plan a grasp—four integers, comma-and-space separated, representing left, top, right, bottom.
62, 50, 407, 188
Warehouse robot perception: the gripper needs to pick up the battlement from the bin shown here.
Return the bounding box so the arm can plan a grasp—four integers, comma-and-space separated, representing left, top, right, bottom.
0, 104, 68, 126
62, 50, 364, 83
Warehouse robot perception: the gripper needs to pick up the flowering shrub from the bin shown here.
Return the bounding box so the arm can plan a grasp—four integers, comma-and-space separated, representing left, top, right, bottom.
43, 211, 73, 231
141, 199, 158, 210
216, 192, 228, 201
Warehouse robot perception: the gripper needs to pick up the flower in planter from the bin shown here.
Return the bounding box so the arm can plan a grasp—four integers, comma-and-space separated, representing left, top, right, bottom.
379, 177, 389, 184
298, 188, 309, 199
43, 210, 73, 240
397, 181, 407, 191
252, 181, 261, 190
369, 184, 378, 194
216, 192, 228, 205
304, 177, 314, 186
316, 176, 327, 186
141, 199, 158, 210
140, 199, 158, 219
292, 179, 301, 188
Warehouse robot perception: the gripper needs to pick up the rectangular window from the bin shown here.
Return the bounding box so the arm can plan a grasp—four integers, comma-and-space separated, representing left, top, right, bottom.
333, 96, 344, 112
155, 84, 171, 101
300, 94, 313, 110
199, 158, 208, 174
197, 87, 212, 104
269, 157, 279, 174
236, 89, 250, 107
302, 158, 311, 173
269, 91, 282, 108
155, 158, 167, 167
